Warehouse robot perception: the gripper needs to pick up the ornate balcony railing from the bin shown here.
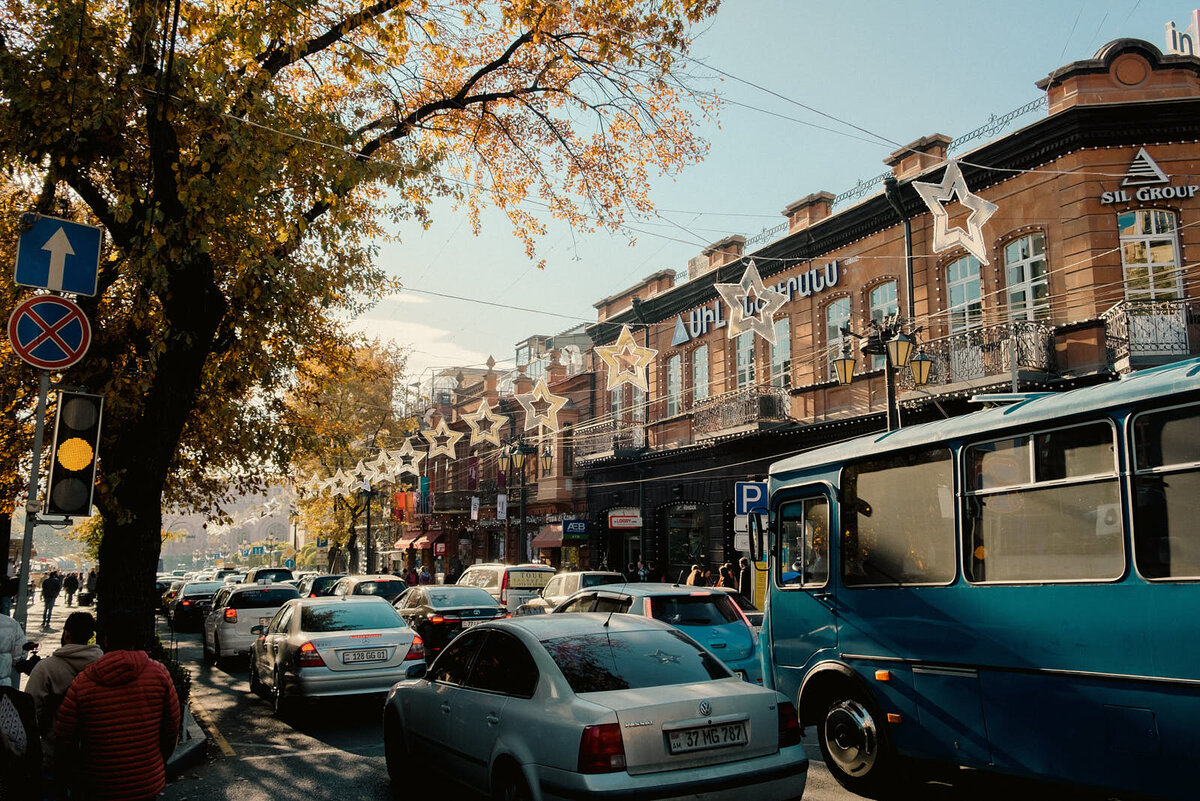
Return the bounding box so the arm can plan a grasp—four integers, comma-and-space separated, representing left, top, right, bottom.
897, 320, 1054, 390
1102, 299, 1191, 367
693, 385, 791, 435
574, 418, 645, 460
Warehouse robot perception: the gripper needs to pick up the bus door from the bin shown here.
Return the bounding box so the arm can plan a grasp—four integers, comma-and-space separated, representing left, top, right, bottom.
769, 488, 837, 687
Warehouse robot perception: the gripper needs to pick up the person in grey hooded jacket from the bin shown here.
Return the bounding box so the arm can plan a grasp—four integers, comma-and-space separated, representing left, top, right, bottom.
25, 612, 102, 770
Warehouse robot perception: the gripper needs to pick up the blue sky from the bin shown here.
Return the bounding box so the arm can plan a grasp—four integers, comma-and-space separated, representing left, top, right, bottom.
352, 0, 1191, 387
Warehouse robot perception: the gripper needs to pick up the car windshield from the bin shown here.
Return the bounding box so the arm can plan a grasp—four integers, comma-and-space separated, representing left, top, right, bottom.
354, 580, 406, 599
425, 588, 497, 608
254, 570, 293, 582
310, 576, 344, 594
543, 629, 731, 693
300, 603, 404, 632
508, 569, 553, 589
231, 588, 299, 609
182, 582, 225, 596
581, 573, 625, 588
649, 594, 740, 626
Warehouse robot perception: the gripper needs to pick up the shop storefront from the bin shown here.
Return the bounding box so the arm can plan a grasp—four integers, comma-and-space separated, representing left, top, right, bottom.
657, 501, 707, 584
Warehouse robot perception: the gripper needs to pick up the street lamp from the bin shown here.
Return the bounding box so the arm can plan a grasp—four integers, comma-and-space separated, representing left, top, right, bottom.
835, 317, 929, 431
498, 438, 550, 564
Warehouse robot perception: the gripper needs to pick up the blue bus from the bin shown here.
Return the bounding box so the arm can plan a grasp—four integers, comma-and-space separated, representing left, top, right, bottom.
748, 357, 1200, 799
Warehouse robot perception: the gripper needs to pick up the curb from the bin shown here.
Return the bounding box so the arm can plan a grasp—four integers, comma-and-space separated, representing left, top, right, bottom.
166, 705, 208, 779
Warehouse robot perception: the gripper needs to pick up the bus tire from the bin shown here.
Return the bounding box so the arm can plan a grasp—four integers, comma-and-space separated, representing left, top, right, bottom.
816, 687, 904, 799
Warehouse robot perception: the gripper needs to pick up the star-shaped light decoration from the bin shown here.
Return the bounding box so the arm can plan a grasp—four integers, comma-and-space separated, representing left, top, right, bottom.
912, 159, 999, 265
365, 451, 391, 483
595, 324, 657, 392
387, 439, 425, 477
464, 399, 508, 447
421, 419, 464, 460
714, 260, 787, 344
327, 468, 354, 498
515, 378, 568, 433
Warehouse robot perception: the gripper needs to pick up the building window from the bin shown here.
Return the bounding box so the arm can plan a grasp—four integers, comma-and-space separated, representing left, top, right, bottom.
868, 281, 898, 370
1132, 402, 1200, 580
692, 345, 709, 404
736, 331, 755, 388
946, 255, 983, 334
666, 354, 682, 416
770, 318, 791, 388
1119, 210, 1183, 300
825, 297, 850, 381
1004, 234, 1049, 321
610, 386, 622, 418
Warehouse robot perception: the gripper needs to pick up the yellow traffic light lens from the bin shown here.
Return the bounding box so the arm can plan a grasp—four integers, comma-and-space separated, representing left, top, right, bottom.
57, 437, 94, 471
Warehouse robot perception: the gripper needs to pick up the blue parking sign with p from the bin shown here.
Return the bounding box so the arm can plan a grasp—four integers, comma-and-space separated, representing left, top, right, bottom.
735, 481, 768, 515
14, 214, 103, 296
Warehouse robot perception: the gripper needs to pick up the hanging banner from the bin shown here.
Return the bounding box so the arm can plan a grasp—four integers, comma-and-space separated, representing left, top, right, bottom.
467, 456, 479, 491
419, 476, 430, 514
471, 496, 480, 520
497, 493, 507, 520
392, 492, 405, 520
497, 467, 506, 490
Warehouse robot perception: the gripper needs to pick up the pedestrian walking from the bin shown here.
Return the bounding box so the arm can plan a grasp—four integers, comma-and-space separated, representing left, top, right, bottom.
718, 563, 736, 588
404, 567, 418, 586
626, 562, 638, 582
418, 564, 433, 585
40, 572, 62, 629
84, 569, 97, 596
0, 683, 41, 801
62, 574, 80, 608
637, 560, 649, 582
738, 557, 752, 600
54, 609, 181, 801
684, 564, 702, 586
0, 604, 27, 689
26, 612, 102, 798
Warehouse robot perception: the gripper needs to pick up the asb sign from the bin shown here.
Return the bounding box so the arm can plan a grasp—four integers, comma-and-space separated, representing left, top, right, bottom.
14, 215, 103, 296
563, 520, 590, 540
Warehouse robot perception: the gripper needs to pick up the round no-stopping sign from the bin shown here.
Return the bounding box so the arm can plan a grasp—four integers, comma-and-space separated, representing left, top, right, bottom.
7, 295, 92, 370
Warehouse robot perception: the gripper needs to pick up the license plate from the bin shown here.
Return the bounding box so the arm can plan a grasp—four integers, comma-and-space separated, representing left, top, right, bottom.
668, 722, 747, 754
461, 619, 483, 628
342, 648, 388, 664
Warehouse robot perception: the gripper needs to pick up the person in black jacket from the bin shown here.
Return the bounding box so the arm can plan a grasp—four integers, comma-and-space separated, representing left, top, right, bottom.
40, 573, 62, 628
737, 557, 752, 601
62, 574, 79, 607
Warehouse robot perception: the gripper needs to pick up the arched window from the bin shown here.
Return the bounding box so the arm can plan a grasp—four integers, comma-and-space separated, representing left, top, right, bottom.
868, 281, 898, 370
735, 331, 755, 388
946, 256, 983, 334
825, 297, 851, 380
665, 354, 682, 416
770, 318, 791, 388
691, 345, 710, 403
1119, 210, 1183, 300
1005, 234, 1049, 321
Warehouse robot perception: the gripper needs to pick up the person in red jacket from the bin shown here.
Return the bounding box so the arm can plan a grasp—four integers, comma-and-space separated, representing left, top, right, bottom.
54, 610, 180, 801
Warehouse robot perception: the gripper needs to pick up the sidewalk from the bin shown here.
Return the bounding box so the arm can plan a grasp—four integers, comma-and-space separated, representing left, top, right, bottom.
12, 590, 208, 778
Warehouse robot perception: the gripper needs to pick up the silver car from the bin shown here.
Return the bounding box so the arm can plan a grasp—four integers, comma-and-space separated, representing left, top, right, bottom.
249, 596, 425, 716
382, 614, 807, 801
203, 582, 299, 667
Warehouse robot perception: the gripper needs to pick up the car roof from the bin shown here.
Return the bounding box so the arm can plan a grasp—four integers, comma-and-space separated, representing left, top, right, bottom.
225, 582, 296, 593
465, 563, 553, 571
566, 582, 727, 598
343, 574, 404, 581
292, 595, 395, 607
493, 612, 676, 639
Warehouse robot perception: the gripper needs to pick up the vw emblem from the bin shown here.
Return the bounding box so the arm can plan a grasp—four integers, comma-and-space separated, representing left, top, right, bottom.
698, 700, 712, 717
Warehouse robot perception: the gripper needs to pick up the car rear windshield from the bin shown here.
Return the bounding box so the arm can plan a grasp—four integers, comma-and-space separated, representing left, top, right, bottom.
182, 582, 225, 596
354, 580, 406, 598
300, 603, 404, 632
581, 573, 625, 588
649, 594, 740, 626
254, 570, 293, 582
543, 629, 731, 693
310, 576, 344, 594
508, 569, 553, 589
426, 588, 497, 608
232, 588, 299, 609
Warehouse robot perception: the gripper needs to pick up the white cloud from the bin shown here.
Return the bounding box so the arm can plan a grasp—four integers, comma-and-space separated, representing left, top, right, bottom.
348, 317, 490, 383
376, 291, 431, 305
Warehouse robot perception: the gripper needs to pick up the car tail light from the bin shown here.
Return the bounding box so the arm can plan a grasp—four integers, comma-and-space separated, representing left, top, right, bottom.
224, 608, 238, 623
180, 600, 192, 606
309, 592, 318, 598
298, 641, 326, 668
777, 701, 801, 748
499, 572, 509, 605
404, 635, 425, 661
429, 615, 461, 625
578, 723, 626, 773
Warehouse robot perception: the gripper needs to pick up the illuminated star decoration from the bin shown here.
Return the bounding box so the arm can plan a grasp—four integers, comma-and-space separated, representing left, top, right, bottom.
714, 260, 787, 345
464, 399, 508, 447
327, 468, 354, 498
421, 419, 464, 460
646, 649, 680, 664
364, 451, 391, 485
912, 159, 999, 265
387, 439, 425, 477
595, 324, 657, 393
515, 378, 568, 433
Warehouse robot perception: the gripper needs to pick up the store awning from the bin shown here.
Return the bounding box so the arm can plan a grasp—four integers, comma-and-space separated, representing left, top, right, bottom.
531, 523, 563, 549
413, 533, 443, 549
393, 534, 420, 549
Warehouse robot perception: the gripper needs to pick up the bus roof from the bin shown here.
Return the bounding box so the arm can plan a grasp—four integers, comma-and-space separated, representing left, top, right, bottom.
770, 357, 1200, 479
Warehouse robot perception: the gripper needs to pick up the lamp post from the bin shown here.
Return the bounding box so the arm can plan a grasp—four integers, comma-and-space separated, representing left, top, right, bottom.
266, 532, 276, 567
358, 482, 377, 573
835, 316, 932, 431
498, 438, 552, 564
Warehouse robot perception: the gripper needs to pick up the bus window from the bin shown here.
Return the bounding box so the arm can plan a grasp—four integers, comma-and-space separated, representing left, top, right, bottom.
1132, 403, 1200, 579
777, 497, 828, 588
965, 421, 1122, 583
841, 447, 955, 587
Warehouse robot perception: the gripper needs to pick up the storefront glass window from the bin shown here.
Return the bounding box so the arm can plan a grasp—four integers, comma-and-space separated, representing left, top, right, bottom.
663, 503, 707, 584
1119, 210, 1182, 300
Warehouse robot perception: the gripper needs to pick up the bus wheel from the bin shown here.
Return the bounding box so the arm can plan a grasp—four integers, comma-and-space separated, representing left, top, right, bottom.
817, 692, 901, 798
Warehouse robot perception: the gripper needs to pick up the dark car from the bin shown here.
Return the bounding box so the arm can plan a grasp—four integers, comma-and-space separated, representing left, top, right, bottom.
296, 573, 347, 598
393, 585, 508, 661
161, 580, 186, 614
155, 578, 175, 611
169, 581, 225, 630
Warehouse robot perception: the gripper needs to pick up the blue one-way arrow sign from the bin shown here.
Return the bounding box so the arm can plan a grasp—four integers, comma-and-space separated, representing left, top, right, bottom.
14, 214, 102, 296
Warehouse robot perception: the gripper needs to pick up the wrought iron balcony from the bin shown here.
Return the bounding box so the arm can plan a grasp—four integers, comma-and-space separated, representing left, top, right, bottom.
574, 418, 646, 461
693, 385, 791, 436
1102, 299, 1193, 370
896, 320, 1054, 390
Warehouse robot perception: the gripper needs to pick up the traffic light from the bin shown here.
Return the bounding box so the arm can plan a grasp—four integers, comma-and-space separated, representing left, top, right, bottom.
45, 390, 103, 516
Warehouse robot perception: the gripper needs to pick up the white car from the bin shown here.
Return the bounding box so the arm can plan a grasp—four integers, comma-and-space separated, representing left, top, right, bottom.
203, 582, 300, 667
382, 614, 808, 801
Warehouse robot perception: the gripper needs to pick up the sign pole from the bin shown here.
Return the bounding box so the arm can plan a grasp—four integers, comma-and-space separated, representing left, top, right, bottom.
13, 371, 49, 632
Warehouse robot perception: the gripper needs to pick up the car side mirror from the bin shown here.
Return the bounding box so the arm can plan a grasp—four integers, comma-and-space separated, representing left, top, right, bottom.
250, 625, 265, 635
406, 663, 427, 679
748, 512, 765, 564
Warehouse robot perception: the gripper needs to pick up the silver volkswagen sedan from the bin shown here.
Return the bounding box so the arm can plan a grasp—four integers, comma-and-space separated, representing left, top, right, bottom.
250, 596, 426, 716
382, 613, 807, 801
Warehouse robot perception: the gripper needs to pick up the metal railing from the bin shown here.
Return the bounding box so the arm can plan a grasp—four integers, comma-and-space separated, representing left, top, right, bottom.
693, 385, 791, 435
574, 418, 645, 460
897, 321, 1054, 390
1102, 299, 1191, 366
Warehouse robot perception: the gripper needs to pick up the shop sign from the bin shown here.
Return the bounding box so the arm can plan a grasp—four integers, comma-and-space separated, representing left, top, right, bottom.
609, 513, 642, 529
1165, 10, 1200, 55
563, 520, 590, 539
434, 542, 447, 556
1100, 148, 1200, 204
680, 261, 841, 342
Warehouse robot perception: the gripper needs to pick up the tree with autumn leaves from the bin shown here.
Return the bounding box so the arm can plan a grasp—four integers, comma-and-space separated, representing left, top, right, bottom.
0, 0, 717, 640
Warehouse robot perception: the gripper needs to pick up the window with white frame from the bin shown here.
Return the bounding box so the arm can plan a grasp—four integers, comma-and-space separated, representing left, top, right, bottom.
736, 331, 755, 388
946, 256, 983, 334
825, 297, 851, 380
770, 318, 791, 388
1005, 234, 1049, 321
666, 354, 682, 416
610, 386, 622, 419
1119, 210, 1183, 300
692, 345, 709, 403
868, 281, 898, 370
